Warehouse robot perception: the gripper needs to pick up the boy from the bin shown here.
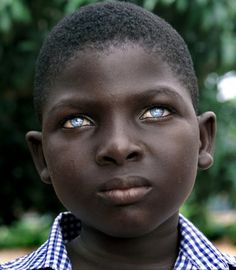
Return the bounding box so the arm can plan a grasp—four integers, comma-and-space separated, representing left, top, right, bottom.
1, 1, 236, 269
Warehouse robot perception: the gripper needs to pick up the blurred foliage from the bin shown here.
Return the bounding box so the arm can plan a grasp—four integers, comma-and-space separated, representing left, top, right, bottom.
227, 223, 236, 245
0, 213, 52, 248
0, 0, 236, 237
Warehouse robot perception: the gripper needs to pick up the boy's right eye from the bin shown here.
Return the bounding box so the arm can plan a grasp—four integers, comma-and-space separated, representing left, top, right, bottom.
63, 116, 93, 129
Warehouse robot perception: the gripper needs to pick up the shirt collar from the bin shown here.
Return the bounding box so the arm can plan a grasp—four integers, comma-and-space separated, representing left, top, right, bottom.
41, 212, 81, 270
174, 214, 236, 270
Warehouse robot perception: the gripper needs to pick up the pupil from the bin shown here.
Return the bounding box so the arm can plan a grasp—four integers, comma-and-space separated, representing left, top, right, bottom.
150, 108, 163, 117
71, 118, 83, 126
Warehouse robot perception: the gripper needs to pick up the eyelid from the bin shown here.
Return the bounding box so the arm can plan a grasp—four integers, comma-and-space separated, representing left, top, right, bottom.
139, 105, 173, 120
61, 114, 94, 129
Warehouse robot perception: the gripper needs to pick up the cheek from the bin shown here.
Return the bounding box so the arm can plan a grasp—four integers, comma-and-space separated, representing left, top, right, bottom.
162, 125, 199, 200
148, 122, 200, 202
43, 138, 93, 208
44, 133, 91, 175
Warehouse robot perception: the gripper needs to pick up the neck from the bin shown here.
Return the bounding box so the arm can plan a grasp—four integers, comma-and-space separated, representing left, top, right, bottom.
68, 212, 179, 270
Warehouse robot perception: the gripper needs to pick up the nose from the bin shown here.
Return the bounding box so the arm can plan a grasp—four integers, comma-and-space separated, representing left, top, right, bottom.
95, 127, 144, 166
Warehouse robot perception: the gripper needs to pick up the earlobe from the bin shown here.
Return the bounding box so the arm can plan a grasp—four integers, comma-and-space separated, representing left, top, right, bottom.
25, 131, 51, 184
198, 112, 216, 170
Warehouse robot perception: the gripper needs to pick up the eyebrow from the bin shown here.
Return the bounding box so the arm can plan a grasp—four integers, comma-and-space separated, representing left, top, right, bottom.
132, 87, 187, 104
46, 97, 102, 116
46, 86, 187, 115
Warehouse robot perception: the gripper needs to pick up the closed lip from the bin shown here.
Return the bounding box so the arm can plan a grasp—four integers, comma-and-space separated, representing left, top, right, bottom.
97, 176, 152, 205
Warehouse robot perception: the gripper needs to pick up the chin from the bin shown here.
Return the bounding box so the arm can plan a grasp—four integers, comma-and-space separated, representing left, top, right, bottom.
98, 213, 162, 239
99, 209, 180, 239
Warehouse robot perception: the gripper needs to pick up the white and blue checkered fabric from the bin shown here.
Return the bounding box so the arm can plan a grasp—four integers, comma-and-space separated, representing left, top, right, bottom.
1, 212, 236, 270
175, 215, 236, 269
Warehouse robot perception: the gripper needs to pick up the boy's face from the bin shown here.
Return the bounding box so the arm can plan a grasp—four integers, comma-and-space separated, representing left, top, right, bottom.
27, 44, 215, 237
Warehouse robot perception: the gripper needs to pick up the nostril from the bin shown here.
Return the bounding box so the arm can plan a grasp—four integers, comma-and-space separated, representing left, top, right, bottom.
103, 156, 116, 163
96, 146, 143, 166
127, 151, 139, 160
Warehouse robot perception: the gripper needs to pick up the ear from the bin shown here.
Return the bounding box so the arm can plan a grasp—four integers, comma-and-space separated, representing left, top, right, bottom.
198, 112, 216, 170
26, 131, 51, 184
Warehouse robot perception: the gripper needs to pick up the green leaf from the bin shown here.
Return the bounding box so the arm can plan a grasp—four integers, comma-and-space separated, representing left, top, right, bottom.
176, 0, 188, 12
0, 9, 12, 32
143, 0, 159, 11
10, 0, 31, 23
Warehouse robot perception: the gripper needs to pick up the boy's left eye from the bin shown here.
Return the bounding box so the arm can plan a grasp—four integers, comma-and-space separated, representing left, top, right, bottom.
140, 106, 171, 120
63, 116, 93, 129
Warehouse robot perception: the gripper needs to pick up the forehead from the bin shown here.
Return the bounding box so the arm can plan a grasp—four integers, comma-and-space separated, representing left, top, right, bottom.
43, 44, 193, 116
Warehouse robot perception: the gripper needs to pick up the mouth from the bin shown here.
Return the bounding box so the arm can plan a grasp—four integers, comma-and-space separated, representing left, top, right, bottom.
97, 176, 152, 206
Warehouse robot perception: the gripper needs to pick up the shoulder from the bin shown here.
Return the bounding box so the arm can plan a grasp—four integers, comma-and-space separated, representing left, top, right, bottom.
176, 214, 236, 270
0, 242, 48, 270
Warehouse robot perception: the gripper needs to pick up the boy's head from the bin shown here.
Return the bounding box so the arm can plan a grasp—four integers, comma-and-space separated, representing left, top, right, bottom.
26, 2, 216, 238
34, 1, 199, 121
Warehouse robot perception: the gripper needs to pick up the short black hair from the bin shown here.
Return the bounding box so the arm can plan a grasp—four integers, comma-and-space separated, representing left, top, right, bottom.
34, 1, 198, 121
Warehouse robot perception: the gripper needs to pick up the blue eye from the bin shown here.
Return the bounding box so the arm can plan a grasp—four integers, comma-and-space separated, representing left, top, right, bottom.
71, 118, 83, 127
141, 106, 171, 119
63, 116, 92, 129
150, 107, 165, 117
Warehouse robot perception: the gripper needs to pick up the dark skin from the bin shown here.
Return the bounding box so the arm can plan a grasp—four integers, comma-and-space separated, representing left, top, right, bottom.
26, 44, 216, 270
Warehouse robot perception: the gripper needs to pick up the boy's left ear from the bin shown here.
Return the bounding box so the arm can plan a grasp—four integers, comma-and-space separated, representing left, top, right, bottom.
197, 111, 216, 170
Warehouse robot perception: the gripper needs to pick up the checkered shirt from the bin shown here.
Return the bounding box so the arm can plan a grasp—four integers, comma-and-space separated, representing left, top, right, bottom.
1, 212, 236, 269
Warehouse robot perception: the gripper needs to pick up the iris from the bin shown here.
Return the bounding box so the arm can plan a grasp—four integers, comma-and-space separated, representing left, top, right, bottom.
70, 117, 84, 127
150, 107, 165, 118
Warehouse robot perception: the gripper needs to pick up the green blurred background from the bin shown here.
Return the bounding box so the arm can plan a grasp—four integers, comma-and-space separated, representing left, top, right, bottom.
0, 0, 236, 248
